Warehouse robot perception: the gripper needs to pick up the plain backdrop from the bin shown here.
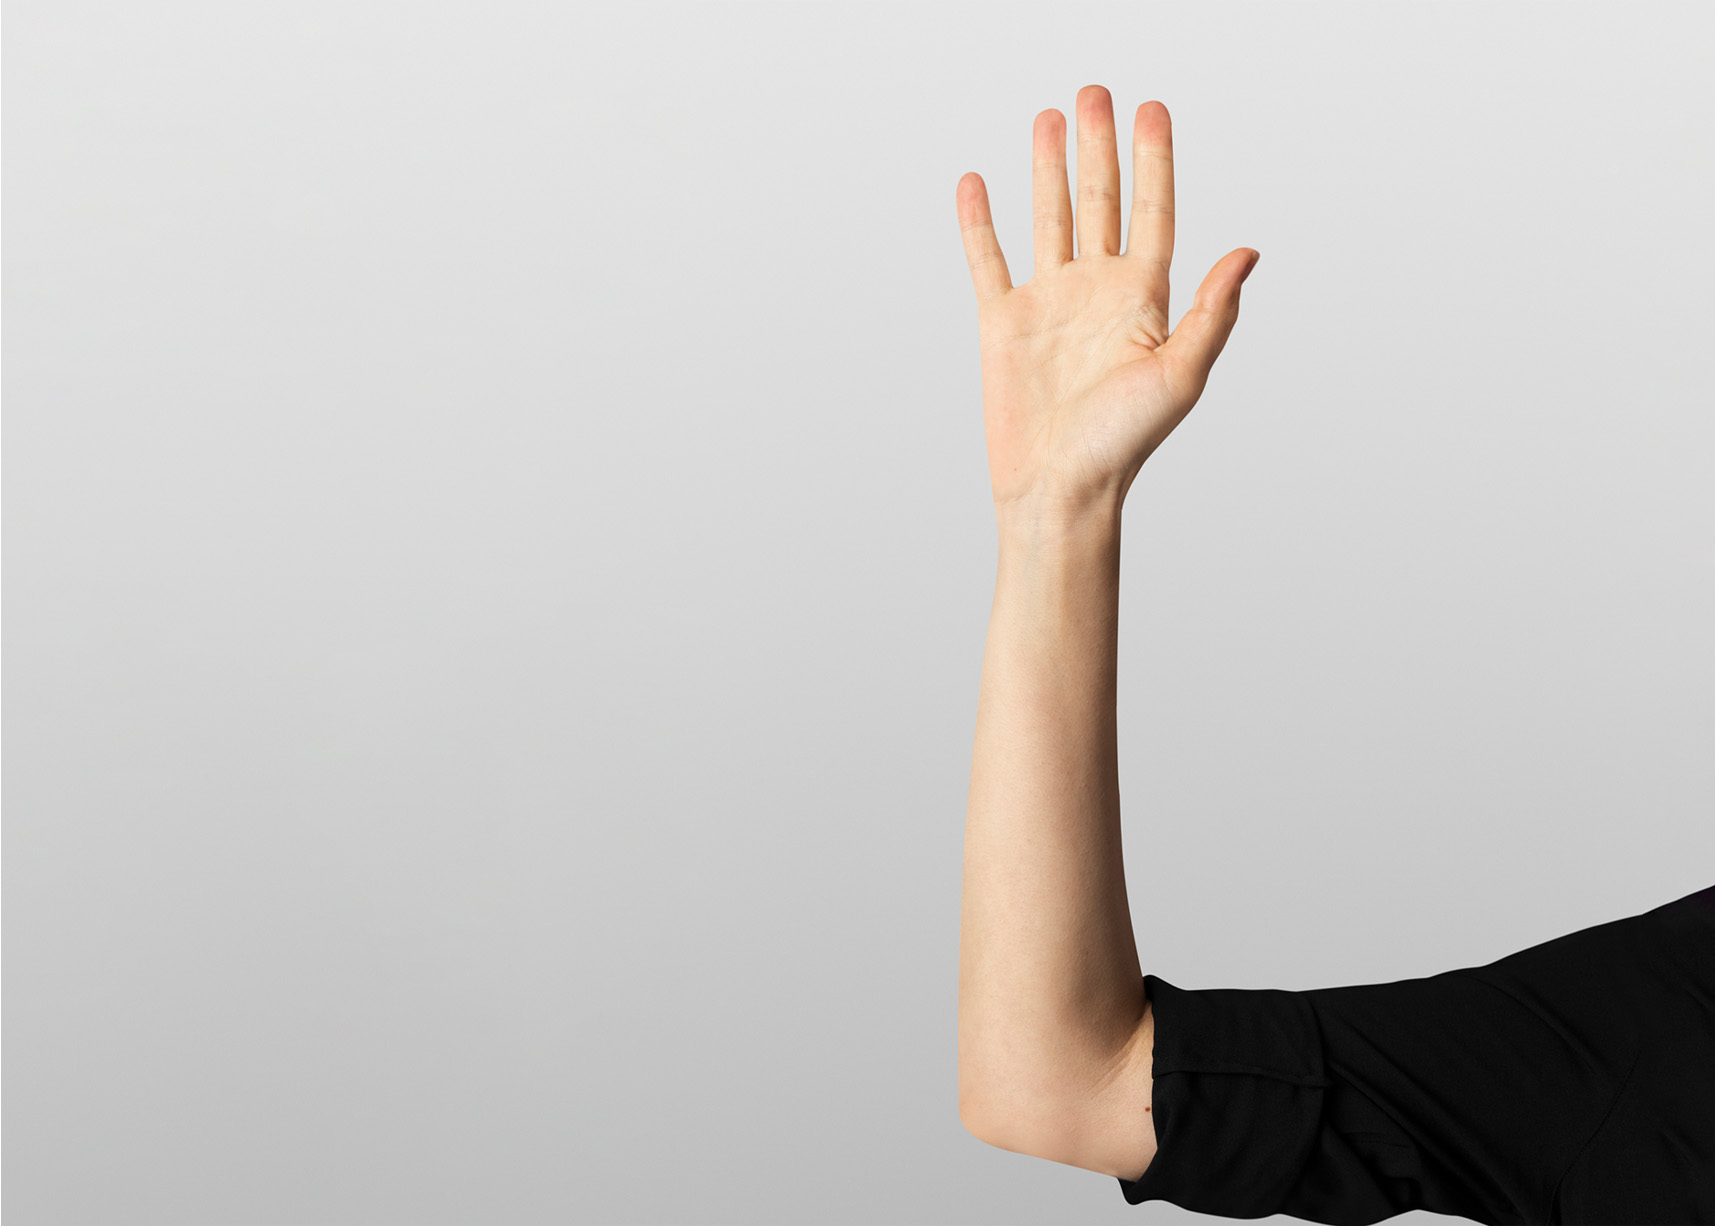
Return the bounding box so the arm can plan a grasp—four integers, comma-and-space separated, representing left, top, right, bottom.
5, 3, 1713, 1223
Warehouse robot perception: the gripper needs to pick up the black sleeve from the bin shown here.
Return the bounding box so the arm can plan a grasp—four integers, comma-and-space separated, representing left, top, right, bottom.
1116, 884, 1715, 1225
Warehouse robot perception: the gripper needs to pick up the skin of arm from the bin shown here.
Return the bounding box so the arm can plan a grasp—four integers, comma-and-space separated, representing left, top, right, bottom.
955, 85, 1257, 1182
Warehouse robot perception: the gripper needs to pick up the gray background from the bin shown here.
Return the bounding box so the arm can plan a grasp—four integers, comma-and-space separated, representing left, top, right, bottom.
6, 2, 1712, 1223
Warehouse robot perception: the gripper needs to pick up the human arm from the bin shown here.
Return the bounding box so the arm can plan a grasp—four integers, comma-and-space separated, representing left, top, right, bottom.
954, 85, 1257, 1180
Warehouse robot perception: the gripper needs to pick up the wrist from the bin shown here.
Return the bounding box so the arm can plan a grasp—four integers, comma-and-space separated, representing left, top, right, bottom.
994, 488, 1125, 552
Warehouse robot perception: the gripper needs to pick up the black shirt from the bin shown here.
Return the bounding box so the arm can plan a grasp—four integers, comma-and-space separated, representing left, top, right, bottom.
1116, 884, 1715, 1224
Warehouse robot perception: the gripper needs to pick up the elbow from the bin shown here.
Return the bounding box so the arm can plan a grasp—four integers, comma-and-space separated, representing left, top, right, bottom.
960, 1101, 1021, 1154
959, 1083, 1083, 1165
957, 1040, 1059, 1151
958, 1029, 1088, 1152
958, 1072, 999, 1145
957, 1070, 1052, 1156
958, 1066, 1023, 1150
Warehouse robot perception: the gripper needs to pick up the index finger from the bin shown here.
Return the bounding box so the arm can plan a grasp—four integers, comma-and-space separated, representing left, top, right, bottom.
1126, 101, 1175, 279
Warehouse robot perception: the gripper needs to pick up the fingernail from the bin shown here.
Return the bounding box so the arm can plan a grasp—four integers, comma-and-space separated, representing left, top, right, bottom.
1240, 251, 1260, 283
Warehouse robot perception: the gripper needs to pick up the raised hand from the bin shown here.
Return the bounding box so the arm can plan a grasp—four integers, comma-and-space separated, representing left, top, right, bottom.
956, 86, 1257, 521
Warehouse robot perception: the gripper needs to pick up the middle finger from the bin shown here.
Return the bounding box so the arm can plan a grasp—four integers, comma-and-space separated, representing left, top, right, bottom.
1075, 85, 1122, 257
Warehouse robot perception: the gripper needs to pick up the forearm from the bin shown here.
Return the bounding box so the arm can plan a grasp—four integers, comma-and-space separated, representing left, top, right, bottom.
958, 496, 1146, 1136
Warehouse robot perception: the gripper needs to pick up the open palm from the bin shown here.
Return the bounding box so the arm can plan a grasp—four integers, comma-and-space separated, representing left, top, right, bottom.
957, 87, 1258, 516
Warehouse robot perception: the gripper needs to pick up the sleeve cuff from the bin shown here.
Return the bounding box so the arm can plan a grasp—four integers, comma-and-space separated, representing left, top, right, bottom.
1117, 973, 1330, 1217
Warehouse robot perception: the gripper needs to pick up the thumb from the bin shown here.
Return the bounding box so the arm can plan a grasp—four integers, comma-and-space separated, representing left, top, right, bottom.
1159, 248, 1259, 398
